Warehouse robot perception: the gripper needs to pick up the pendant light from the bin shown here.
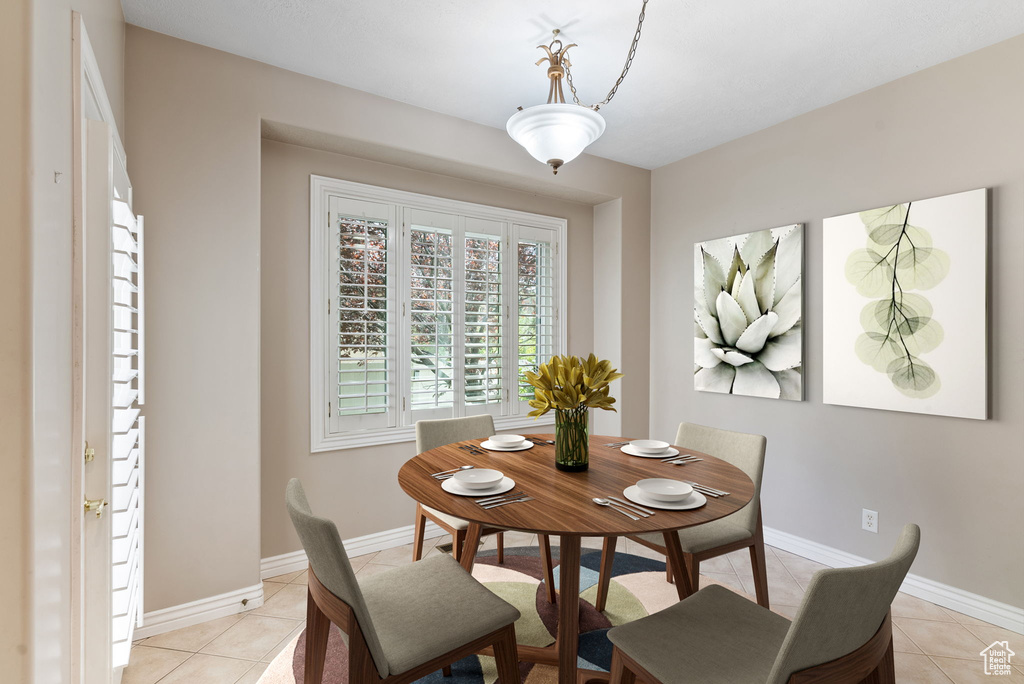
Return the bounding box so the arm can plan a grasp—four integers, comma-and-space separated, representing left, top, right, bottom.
506, 0, 649, 174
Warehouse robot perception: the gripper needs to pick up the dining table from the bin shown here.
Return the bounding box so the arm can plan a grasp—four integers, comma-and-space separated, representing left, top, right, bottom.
397, 434, 755, 684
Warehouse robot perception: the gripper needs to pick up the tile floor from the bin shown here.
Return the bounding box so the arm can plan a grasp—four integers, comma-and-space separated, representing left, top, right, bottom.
125, 534, 1023, 684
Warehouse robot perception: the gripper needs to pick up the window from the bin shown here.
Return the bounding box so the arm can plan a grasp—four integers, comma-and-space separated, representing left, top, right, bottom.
311, 176, 566, 451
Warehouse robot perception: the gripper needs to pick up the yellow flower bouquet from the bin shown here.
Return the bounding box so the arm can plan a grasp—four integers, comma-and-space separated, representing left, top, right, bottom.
524, 354, 623, 471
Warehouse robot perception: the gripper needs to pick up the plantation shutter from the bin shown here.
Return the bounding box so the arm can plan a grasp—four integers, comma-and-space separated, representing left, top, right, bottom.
515, 225, 559, 413
463, 217, 506, 416
328, 196, 397, 432
110, 185, 144, 667
406, 208, 457, 421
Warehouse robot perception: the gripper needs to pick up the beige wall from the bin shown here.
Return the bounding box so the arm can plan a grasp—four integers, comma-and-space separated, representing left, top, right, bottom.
650, 35, 1024, 607
125, 26, 650, 611
260, 139, 597, 556
1, 0, 30, 678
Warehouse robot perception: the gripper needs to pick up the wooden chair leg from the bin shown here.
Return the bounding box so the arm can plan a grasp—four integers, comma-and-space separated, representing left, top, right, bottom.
497, 531, 505, 565
861, 638, 896, 684
608, 646, 636, 684
538, 534, 557, 604
412, 505, 427, 562
492, 624, 520, 684
595, 537, 617, 612
441, 665, 453, 677
666, 555, 673, 584
684, 554, 700, 591
750, 508, 770, 608
453, 530, 466, 562
304, 587, 330, 684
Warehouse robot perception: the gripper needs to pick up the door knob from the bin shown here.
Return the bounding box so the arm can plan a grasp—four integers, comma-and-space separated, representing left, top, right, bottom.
84, 498, 108, 518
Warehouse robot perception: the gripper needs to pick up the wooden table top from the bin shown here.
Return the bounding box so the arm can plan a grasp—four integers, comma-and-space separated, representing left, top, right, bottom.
397, 434, 754, 537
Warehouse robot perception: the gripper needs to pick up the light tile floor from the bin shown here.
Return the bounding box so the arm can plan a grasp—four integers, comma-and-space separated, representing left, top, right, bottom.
126, 536, 1023, 684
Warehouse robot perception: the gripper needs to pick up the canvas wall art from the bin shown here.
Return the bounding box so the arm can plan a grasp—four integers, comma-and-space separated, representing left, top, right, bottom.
822, 188, 987, 419
694, 224, 803, 400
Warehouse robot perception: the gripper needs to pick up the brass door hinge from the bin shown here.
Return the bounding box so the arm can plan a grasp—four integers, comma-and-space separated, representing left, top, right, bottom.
84, 498, 108, 518
84, 441, 95, 463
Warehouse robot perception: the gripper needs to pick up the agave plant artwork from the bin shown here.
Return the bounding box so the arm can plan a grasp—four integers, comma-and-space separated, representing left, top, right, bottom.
694, 225, 803, 400
524, 354, 623, 471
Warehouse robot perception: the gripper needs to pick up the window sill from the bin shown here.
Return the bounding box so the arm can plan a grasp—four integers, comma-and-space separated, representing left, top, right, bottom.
311, 415, 557, 453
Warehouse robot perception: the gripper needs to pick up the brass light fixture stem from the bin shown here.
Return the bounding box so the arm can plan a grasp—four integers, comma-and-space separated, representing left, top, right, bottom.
535, 36, 576, 105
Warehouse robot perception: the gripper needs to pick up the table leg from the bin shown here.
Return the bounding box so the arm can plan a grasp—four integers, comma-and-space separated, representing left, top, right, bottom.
662, 531, 695, 600
557, 534, 582, 684
459, 523, 483, 573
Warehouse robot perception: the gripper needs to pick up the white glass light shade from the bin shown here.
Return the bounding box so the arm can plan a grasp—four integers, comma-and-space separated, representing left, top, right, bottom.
506, 103, 606, 173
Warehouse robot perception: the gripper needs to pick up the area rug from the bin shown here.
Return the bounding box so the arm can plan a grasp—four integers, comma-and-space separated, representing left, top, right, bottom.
258, 546, 747, 684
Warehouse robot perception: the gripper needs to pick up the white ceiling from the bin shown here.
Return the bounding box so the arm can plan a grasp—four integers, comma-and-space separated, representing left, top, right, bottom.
122, 0, 1024, 169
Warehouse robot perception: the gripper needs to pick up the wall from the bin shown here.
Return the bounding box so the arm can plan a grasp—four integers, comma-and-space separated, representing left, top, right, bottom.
260, 139, 597, 556
649, 35, 1024, 608
125, 26, 650, 612
0, 0, 30, 678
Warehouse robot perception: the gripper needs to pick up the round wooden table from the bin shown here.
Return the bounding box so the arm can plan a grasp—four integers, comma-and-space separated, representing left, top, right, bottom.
398, 434, 755, 684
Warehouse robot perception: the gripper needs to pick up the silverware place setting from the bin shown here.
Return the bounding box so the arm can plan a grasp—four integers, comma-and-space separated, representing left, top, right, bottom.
432, 465, 474, 480
665, 455, 702, 465
474, 491, 525, 505
683, 481, 729, 497
603, 441, 631, 447
480, 496, 533, 509
458, 444, 487, 455
592, 497, 654, 520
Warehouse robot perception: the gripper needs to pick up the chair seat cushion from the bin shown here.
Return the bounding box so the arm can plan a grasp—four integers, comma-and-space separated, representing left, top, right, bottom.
422, 505, 472, 531
633, 513, 753, 554
359, 553, 521, 674
607, 585, 790, 684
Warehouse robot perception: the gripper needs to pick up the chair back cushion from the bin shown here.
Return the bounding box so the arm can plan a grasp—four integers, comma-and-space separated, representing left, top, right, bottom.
416, 414, 496, 453
766, 523, 921, 684
675, 422, 767, 535
285, 479, 390, 678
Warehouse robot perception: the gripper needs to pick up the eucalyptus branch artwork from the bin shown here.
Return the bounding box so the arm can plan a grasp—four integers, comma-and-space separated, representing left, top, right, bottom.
823, 188, 988, 420
693, 224, 803, 400
845, 203, 948, 398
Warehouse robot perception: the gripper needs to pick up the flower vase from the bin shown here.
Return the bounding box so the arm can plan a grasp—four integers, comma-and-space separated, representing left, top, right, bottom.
555, 407, 589, 471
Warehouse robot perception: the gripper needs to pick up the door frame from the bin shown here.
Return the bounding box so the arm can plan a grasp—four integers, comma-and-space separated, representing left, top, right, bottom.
71, 12, 128, 683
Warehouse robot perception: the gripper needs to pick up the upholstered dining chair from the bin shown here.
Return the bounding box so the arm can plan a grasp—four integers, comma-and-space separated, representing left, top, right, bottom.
411, 415, 559, 603
286, 479, 522, 684
594, 422, 769, 611
606, 523, 920, 684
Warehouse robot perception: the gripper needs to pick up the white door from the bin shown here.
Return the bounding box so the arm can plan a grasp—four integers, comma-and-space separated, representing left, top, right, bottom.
80, 118, 146, 682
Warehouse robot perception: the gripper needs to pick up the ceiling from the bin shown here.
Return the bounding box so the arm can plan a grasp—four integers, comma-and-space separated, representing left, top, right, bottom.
122, 0, 1024, 169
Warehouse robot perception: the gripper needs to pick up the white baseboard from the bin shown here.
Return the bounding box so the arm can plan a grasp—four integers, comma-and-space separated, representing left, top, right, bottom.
764, 526, 1024, 634
260, 520, 447, 579
134, 583, 264, 640
138, 521, 449, 640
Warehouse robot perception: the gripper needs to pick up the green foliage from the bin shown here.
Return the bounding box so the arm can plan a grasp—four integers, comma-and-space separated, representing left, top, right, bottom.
846, 203, 948, 398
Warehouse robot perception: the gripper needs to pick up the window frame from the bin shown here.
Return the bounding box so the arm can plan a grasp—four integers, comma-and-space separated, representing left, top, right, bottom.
310, 175, 566, 452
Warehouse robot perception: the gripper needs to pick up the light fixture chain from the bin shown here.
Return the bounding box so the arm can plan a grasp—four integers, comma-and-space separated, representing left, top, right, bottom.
564, 0, 648, 111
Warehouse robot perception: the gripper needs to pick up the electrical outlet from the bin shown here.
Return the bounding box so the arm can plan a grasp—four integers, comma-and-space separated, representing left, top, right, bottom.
862, 508, 878, 533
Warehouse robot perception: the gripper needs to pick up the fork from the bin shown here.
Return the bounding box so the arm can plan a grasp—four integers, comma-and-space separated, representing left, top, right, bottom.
685, 481, 729, 497
481, 497, 534, 510
474, 491, 524, 505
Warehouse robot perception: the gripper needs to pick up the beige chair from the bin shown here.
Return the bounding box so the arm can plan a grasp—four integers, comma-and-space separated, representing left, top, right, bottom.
606, 523, 920, 684
286, 479, 521, 684
595, 422, 769, 611
411, 415, 558, 602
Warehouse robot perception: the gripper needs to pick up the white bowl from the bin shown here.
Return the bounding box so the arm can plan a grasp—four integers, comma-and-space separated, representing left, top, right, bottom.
636, 478, 694, 503
629, 439, 671, 454
488, 434, 526, 448
452, 468, 504, 490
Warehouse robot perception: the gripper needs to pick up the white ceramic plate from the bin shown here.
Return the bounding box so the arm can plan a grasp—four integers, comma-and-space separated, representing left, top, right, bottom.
480, 440, 535, 452
623, 485, 706, 510
620, 444, 680, 459
442, 476, 516, 497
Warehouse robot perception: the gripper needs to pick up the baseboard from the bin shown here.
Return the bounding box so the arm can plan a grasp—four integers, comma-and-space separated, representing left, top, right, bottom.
260, 520, 447, 579
134, 583, 264, 640
764, 526, 1024, 634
